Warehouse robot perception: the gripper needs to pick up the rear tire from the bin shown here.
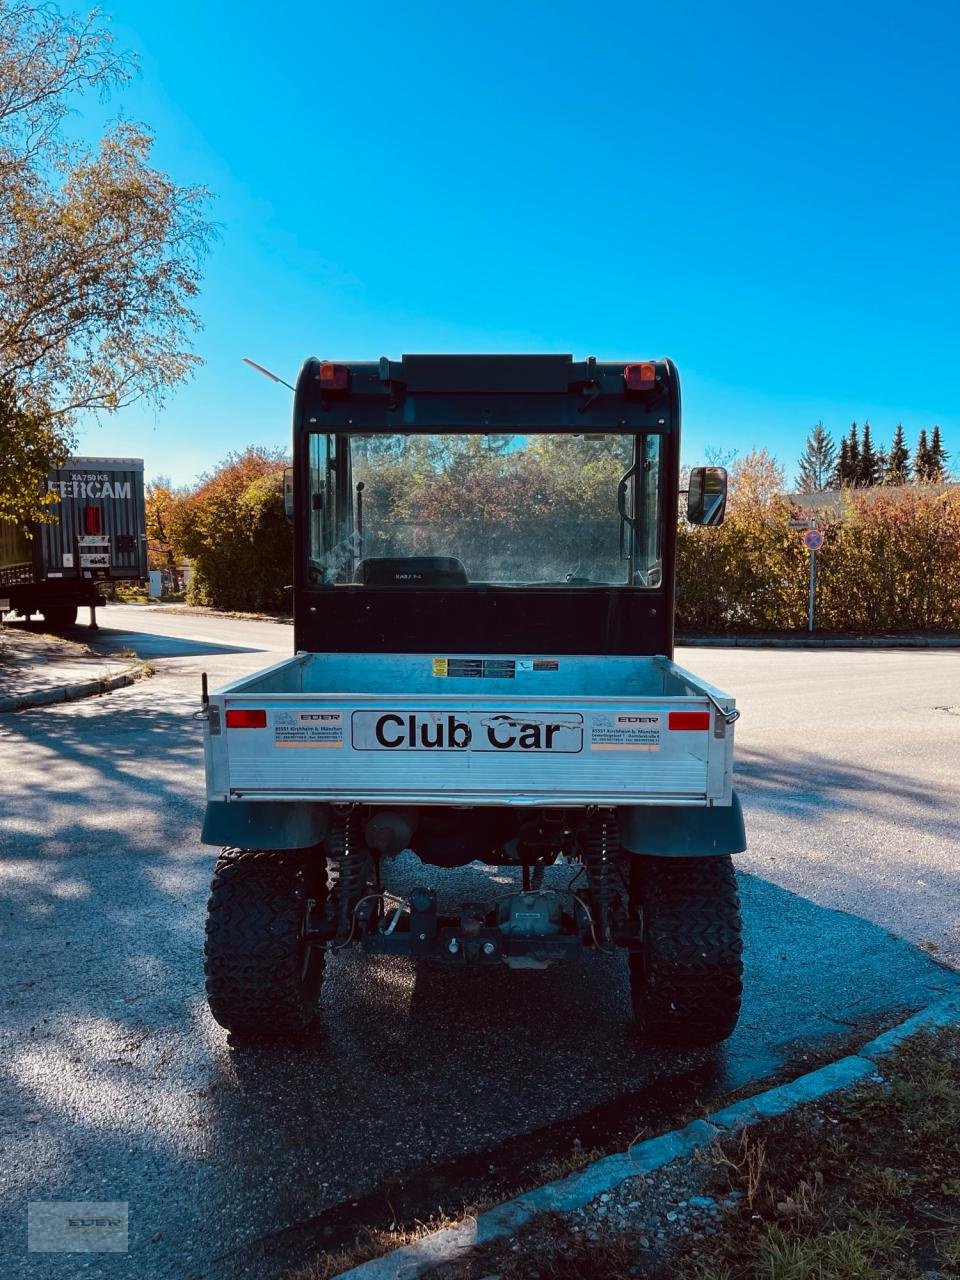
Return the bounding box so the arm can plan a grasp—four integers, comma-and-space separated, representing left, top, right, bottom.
41, 605, 78, 629
629, 855, 743, 1049
204, 847, 326, 1037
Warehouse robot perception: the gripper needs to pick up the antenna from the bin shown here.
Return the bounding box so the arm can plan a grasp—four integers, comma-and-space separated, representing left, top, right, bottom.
242, 357, 295, 392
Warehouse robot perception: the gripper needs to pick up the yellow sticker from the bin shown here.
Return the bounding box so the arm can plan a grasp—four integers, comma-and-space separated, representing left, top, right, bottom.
432, 658, 448, 677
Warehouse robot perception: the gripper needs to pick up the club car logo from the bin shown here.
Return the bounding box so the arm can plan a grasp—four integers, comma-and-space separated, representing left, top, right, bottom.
351, 711, 583, 753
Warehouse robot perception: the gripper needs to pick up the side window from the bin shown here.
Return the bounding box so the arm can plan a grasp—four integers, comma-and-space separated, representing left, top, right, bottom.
309, 434, 336, 574
637, 435, 662, 586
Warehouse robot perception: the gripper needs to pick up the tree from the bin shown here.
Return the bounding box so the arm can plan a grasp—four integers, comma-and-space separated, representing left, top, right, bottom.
0, 2, 213, 524
845, 422, 861, 485
795, 421, 836, 491
0, 389, 65, 524
859, 421, 880, 487
834, 437, 850, 487
169, 448, 291, 611
929, 425, 949, 481
145, 478, 187, 591
884, 424, 910, 484
915, 429, 933, 481
729, 448, 786, 507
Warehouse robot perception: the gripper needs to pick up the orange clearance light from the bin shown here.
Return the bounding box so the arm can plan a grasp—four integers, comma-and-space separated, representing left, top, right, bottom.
624, 362, 657, 391
225, 709, 267, 729
317, 362, 350, 390
668, 711, 711, 731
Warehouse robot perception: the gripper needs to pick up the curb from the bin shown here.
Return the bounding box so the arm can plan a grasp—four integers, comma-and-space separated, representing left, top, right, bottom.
0, 663, 149, 713
677, 634, 960, 649
333, 994, 960, 1280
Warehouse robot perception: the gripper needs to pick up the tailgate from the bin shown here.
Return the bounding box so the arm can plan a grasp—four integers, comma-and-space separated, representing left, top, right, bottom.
211, 692, 734, 807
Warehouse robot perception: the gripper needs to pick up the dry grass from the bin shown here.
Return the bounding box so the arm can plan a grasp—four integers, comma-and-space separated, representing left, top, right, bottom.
289, 1209, 479, 1280
673, 1023, 960, 1280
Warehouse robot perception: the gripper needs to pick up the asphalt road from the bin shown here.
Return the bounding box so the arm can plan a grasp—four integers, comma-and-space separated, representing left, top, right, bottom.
1, 605, 958, 1279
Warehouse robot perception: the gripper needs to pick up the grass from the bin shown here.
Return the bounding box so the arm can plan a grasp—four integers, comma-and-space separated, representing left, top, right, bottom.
365, 1023, 960, 1280
675, 1023, 960, 1280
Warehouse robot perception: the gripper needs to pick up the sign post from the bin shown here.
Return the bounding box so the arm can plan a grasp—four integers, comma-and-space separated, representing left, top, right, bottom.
802, 528, 824, 631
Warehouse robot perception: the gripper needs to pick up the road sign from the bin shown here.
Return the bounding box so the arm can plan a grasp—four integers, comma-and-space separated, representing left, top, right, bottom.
803, 529, 824, 551
787, 518, 816, 529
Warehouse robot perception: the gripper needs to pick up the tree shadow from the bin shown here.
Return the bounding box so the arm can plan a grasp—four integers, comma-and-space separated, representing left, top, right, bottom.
735, 742, 958, 833
90, 626, 267, 659
1, 698, 957, 1280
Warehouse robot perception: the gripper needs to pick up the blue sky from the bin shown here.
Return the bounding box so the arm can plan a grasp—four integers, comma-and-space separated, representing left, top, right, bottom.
70, 0, 959, 486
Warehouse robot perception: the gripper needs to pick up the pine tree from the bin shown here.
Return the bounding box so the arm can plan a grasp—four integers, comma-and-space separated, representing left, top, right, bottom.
795, 421, 837, 491
834, 437, 850, 487
915, 429, 932, 481
885, 424, 910, 484
929, 425, 949, 481
840, 422, 860, 485
859, 421, 879, 486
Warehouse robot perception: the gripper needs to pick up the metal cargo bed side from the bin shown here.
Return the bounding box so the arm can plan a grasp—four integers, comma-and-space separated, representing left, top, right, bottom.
202, 652, 738, 811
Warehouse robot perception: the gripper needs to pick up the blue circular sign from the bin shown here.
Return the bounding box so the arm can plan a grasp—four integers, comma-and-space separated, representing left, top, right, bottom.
803, 529, 824, 551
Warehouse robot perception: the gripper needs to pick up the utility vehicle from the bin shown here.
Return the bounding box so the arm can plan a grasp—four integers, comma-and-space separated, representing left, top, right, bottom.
199, 355, 744, 1047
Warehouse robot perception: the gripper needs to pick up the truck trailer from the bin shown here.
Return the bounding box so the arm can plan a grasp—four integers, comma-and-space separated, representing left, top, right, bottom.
0, 456, 147, 629
199, 355, 744, 1048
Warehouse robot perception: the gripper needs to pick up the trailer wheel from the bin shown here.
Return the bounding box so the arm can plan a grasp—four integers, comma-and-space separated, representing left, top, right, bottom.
41, 605, 77, 630
204, 847, 326, 1037
629, 855, 743, 1049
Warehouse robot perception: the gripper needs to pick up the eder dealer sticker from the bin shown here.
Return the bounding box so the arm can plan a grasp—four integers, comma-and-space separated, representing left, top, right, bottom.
591, 713, 662, 751
274, 710, 343, 748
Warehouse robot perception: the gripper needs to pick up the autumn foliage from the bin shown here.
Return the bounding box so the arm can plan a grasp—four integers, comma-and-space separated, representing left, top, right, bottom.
161, 448, 290, 611
156, 441, 960, 631
677, 473, 960, 632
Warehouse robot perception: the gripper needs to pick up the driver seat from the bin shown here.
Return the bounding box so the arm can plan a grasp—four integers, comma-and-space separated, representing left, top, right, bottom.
354, 557, 468, 586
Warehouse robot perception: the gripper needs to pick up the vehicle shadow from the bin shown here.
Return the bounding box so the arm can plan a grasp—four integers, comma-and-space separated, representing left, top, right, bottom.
88, 627, 267, 660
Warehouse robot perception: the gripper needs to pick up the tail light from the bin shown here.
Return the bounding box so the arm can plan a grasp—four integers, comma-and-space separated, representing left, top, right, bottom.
623, 362, 657, 391
83, 505, 102, 534
317, 362, 350, 390
225, 709, 267, 729
668, 711, 711, 731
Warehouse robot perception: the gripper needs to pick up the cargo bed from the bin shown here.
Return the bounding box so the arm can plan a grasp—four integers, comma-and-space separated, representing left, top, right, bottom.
204, 653, 737, 808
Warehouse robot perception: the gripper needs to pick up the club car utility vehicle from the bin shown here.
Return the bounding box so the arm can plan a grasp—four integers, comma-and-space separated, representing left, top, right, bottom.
199, 355, 744, 1047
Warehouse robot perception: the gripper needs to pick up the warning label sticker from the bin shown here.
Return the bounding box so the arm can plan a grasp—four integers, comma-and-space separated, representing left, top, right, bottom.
591, 713, 662, 751
432, 658, 516, 679
274, 710, 343, 748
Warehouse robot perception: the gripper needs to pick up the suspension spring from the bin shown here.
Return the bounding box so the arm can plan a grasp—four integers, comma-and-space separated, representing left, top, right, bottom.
326, 807, 369, 940
580, 809, 620, 946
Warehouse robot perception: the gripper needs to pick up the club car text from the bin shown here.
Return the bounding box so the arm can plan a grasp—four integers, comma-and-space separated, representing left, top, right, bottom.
351, 711, 584, 753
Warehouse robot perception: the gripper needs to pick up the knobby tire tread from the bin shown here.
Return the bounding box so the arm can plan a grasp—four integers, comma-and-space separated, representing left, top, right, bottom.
630, 855, 743, 1049
204, 847, 325, 1037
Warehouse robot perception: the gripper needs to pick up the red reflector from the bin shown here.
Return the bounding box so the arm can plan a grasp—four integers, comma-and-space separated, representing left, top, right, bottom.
225, 709, 267, 729
83, 505, 102, 535
317, 362, 349, 390
624, 361, 657, 391
668, 711, 711, 731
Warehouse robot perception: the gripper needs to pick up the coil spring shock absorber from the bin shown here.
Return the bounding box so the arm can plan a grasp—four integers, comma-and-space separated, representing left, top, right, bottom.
581, 808, 620, 946
326, 806, 369, 940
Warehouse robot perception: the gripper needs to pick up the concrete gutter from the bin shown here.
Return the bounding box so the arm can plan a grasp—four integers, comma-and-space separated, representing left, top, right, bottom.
334, 994, 960, 1280
0, 663, 149, 713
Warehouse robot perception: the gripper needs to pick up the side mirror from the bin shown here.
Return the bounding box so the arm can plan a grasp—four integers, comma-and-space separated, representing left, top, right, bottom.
687, 466, 727, 526
283, 467, 294, 524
